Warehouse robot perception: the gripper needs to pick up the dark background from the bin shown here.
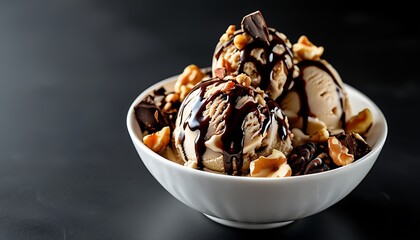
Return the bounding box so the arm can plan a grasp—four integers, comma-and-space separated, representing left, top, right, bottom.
1, 0, 418, 239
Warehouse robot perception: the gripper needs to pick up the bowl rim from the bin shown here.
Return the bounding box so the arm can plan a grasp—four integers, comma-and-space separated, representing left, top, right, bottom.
126, 74, 388, 183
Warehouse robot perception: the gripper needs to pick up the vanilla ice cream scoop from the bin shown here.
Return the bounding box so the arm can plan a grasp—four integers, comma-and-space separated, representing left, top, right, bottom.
212, 11, 298, 100
173, 74, 293, 176
278, 59, 351, 136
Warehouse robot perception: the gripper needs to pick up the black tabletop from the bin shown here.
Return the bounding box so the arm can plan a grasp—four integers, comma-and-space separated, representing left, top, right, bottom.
1, 0, 418, 239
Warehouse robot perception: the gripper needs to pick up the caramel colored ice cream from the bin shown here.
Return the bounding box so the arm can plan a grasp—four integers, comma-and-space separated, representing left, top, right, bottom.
212, 11, 298, 100
279, 59, 351, 135
173, 73, 293, 176
275, 35, 353, 146
135, 11, 373, 177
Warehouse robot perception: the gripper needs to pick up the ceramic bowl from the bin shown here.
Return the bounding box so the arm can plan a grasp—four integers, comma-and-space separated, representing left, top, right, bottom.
126, 74, 388, 229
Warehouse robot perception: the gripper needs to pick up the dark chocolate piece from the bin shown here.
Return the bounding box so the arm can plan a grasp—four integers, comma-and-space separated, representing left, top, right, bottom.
134, 96, 167, 134
335, 132, 372, 160
288, 142, 316, 175
241, 11, 270, 46
134, 88, 179, 134
213, 11, 296, 96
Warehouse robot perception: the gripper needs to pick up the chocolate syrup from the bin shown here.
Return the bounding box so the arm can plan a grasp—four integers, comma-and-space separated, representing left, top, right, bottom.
277, 60, 346, 133
214, 28, 295, 93
177, 78, 288, 175
238, 29, 294, 91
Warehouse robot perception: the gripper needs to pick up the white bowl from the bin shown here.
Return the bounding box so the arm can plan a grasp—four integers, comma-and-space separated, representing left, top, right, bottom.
126, 74, 388, 229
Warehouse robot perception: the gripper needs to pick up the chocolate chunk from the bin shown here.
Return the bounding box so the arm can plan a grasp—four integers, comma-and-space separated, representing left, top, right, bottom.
134, 97, 168, 134
334, 132, 372, 160
288, 142, 316, 175
134, 87, 179, 134
241, 11, 270, 46
304, 157, 330, 175
352, 133, 372, 159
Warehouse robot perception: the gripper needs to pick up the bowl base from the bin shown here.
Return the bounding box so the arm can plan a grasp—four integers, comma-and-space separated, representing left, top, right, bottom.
204, 214, 294, 230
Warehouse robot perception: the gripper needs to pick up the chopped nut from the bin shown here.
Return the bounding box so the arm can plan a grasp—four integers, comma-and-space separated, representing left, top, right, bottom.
345, 108, 373, 135
222, 80, 236, 93
236, 73, 251, 88
334, 132, 372, 160
328, 136, 354, 166
174, 64, 204, 101
163, 102, 172, 111
214, 67, 227, 79
250, 48, 267, 64
219, 25, 236, 43
143, 126, 171, 153
292, 35, 324, 62
291, 126, 328, 147
292, 65, 300, 78
165, 93, 179, 103
306, 117, 327, 135
219, 58, 232, 72
234, 34, 249, 50
272, 44, 286, 55
250, 149, 291, 178
308, 128, 329, 142
255, 94, 266, 105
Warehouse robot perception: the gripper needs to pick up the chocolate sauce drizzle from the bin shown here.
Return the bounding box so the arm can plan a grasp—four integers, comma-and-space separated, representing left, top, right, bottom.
239, 28, 294, 91
215, 28, 295, 94
177, 78, 288, 175
277, 60, 347, 133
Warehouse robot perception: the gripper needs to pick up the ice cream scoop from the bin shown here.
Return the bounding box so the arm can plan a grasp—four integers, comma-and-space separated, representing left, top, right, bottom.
278, 59, 351, 137
212, 11, 298, 100
173, 73, 293, 176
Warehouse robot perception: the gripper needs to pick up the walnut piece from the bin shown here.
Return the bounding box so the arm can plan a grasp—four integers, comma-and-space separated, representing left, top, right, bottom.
335, 132, 372, 160
291, 127, 329, 147
219, 25, 236, 43
163, 92, 180, 111
222, 80, 236, 93
234, 34, 249, 50
235, 73, 251, 88
309, 128, 330, 142
174, 64, 205, 101
328, 136, 354, 166
250, 149, 291, 178
346, 108, 373, 135
292, 35, 324, 62
143, 126, 171, 153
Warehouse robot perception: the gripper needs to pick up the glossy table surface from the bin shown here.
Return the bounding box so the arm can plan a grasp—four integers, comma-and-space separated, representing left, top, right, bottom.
1, 1, 418, 239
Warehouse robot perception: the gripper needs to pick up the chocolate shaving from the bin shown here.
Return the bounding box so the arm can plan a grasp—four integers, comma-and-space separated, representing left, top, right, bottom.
241, 11, 270, 46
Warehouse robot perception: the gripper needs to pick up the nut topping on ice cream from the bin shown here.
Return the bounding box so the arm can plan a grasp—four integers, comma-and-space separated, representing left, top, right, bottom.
292, 35, 324, 62
134, 10, 373, 177
213, 11, 298, 100
174, 64, 206, 101
173, 75, 293, 176
250, 149, 291, 177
